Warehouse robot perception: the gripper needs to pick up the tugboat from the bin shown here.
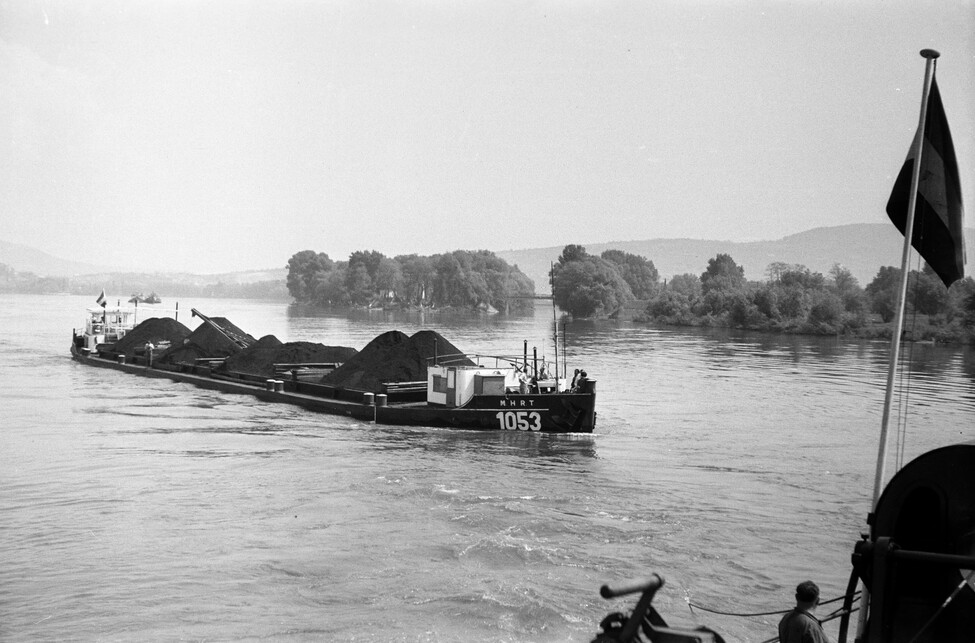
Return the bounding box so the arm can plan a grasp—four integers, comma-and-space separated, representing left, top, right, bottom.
73, 305, 138, 355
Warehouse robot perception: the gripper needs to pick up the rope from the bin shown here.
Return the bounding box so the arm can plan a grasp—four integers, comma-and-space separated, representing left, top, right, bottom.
895, 252, 924, 471
686, 591, 858, 618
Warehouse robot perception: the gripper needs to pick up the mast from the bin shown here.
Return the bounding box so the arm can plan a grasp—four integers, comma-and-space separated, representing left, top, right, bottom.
856, 48, 940, 643
551, 261, 559, 390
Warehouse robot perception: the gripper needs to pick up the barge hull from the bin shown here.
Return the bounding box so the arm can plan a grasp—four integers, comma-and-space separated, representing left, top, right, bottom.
70, 344, 596, 433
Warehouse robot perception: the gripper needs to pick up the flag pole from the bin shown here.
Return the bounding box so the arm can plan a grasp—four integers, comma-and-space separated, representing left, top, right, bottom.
872, 48, 939, 511
855, 48, 940, 642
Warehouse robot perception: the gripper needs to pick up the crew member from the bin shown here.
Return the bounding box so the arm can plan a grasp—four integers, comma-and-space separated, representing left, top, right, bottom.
573, 370, 589, 392
144, 341, 154, 368
778, 581, 830, 643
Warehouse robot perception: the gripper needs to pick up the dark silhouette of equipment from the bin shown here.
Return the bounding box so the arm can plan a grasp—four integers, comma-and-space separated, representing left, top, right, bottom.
846, 442, 975, 642
591, 574, 725, 643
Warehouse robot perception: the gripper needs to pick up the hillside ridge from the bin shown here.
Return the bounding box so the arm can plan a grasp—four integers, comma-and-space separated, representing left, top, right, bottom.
5, 223, 973, 291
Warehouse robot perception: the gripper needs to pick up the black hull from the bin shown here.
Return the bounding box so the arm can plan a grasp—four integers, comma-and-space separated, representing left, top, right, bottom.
70, 344, 596, 433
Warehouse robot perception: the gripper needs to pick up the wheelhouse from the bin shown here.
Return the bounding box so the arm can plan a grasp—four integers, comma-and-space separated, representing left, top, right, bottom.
76, 307, 137, 353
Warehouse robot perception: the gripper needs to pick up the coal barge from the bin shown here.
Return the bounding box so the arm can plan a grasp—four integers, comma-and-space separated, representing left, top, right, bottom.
71, 304, 597, 433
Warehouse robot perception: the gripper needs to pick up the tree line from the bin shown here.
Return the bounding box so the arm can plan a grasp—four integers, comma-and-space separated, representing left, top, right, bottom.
549, 246, 975, 343
286, 249, 535, 312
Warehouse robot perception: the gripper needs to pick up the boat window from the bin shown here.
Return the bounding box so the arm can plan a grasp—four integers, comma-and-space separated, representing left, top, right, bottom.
432, 375, 447, 393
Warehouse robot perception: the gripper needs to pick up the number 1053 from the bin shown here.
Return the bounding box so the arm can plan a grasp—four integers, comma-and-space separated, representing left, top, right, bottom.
495, 411, 542, 431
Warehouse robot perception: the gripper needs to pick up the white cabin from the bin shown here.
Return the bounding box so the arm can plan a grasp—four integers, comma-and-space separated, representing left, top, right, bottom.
427, 364, 517, 407
79, 307, 137, 353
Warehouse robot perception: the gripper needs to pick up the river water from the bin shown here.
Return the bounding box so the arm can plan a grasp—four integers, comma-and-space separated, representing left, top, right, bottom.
1, 294, 973, 642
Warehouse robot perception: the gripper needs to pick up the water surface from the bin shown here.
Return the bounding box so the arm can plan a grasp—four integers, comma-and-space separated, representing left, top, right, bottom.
1, 294, 972, 641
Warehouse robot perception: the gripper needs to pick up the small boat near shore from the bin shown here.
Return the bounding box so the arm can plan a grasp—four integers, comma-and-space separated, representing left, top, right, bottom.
70, 305, 597, 433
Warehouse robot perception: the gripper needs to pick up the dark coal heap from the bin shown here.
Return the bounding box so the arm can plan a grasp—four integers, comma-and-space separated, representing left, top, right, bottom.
156, 317, 256, 366
218, 335, 357, 378
321, 330, 474, 392
114, 317, 192, 358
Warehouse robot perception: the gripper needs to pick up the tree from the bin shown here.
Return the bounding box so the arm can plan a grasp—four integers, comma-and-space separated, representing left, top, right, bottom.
316, 268, 349, 306
396, 254, 434, 305
865, 266, 901, 323
701, 253, 745, 294
646, 291, 693, 324
557, 244, 588, 266
551, 246, 633, 317
807, 291, 844, 327
829, 264, 859, 292
829, 263, 866, 316
766, 262, 803, 283
286, 250, 333, 302
374, 257, 403, 302
601, 249, 660, 299
345, 264, 373, 305
951, 277, 975, 328
668, 273, 702, 299
779, 266, 826, 290
911, 264, 950, 316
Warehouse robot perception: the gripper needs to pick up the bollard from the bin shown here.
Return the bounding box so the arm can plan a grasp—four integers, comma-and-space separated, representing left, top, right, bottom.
266, 379, 275, 391
117, 355, 126, 364
274, 380, 284, 392
375, 394, 387, 407
363, 392, 375, 406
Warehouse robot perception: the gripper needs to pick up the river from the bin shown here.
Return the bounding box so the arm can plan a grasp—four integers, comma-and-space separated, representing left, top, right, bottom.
1, 294, 973, 642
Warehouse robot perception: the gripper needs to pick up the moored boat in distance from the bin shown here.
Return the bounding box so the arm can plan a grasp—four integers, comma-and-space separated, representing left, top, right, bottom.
70, 305, 597, 433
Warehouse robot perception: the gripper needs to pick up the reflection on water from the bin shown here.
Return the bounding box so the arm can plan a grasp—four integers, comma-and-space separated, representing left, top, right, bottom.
360, 424, 599, 461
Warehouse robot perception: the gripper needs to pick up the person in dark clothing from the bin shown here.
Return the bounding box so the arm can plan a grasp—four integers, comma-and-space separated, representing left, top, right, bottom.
573, 370, 589, 392
778, 581, 830, 643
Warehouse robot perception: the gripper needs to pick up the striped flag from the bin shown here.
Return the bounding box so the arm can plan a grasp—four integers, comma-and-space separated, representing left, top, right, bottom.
885, 76, 966, 287
96, 289, 106, 308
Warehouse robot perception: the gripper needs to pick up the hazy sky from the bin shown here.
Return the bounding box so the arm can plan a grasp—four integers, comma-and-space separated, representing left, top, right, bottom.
2, 1, 974, 274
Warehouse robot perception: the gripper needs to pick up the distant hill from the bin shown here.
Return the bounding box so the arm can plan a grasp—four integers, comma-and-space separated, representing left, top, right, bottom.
6, 223, 973, 295
0, 239, 117, 276
496, 224, 975, 290
0, 238, 286, 286
75, 268, 288, 286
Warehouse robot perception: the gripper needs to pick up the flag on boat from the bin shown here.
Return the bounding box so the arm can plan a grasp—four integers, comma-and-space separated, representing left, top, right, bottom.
885, 75, 965, 287
96, 289, 106, 308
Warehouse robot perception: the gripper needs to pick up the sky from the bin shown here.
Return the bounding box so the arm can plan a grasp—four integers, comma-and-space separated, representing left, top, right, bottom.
2, 0, 974, 275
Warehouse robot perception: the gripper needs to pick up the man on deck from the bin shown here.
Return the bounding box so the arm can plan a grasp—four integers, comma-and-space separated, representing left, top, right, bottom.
778, 581, 830, 643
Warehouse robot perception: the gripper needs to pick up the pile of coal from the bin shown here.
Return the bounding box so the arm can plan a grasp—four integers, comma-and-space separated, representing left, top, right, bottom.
321, 330, 474, 392
156, 317, 255, 366
114, 317, 192, 358
218, 335, 357, 378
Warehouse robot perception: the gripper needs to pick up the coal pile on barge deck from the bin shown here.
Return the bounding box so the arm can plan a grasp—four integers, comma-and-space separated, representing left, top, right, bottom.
217, 335, 358, 378
113, 317, 192, 359
321, 330, 475, 392
156, 317, 255, 366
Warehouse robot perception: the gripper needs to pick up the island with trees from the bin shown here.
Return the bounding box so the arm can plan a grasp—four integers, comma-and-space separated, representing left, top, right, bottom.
285, 249, 535, 313
549, 245, 975, 344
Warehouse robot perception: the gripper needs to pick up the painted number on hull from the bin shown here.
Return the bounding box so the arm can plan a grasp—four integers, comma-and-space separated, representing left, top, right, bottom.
495, 411, 542, 431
